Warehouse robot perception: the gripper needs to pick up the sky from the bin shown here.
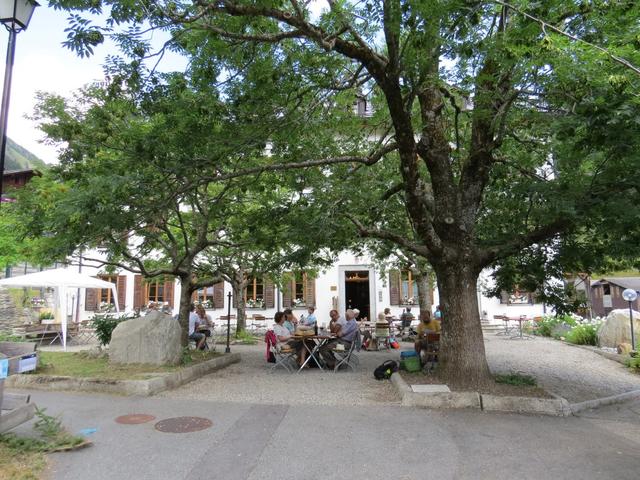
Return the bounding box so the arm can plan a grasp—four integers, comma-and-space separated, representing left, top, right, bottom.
0, 4, 186, 164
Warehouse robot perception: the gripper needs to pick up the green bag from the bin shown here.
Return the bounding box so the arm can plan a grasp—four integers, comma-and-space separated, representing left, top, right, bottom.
403, 356, 421, 372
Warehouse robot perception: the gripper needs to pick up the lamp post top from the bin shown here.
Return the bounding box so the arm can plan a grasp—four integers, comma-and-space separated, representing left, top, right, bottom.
0, 0, 39, 32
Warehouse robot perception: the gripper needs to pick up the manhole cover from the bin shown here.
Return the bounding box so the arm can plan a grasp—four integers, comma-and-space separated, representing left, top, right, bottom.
115, 414, 156, 425
154, 416, 212, 433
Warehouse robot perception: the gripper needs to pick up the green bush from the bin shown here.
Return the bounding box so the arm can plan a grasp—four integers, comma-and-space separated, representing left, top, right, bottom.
535, 314, 577, 337
565, 323, 600, 346
0, 331, 25, 342
38, 311, 54, 321
625, 356, 640, 371
92, 313, 130, 346
235, 329, 259, 345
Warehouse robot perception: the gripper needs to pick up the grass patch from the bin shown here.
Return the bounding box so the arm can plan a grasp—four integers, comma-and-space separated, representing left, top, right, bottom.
0, 442, 46, 480
495, 373, 537, 386
36, 350, 219, 380
0, 407, 87, 480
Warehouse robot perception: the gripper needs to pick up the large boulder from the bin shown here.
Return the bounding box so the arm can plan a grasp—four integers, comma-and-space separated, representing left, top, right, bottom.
597, 309, 640, 349
109, 311, 182, 365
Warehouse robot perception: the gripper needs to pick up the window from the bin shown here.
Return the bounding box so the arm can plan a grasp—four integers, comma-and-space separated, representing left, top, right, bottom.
146, 281, 165, 303
245, 276, 264, 308
99, 275, 118, 306
293, 272, 307, 307
283, 272, 315, 308
195, 285, 215, 303
400, 270, 418, 305
603, 284, 611, 295
500, 287, 534, 305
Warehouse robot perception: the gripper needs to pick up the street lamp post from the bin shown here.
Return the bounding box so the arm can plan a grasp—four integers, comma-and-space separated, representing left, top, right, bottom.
0, 0, 38, 206
622, 288, 638, 352
225, 291, 232, 353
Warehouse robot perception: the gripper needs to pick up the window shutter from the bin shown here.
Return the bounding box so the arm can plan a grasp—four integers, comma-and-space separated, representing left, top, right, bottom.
133, 275, 144, 309
282, 278, 292, 308
265, 278, 275, 308
214, 282, 224, 309
389, 270, 400, 306
85, 288, 98, 311
232, 286, 239, 308
305, 275, 316, 307
117, 275, 127, 311
164, 279, 175, 308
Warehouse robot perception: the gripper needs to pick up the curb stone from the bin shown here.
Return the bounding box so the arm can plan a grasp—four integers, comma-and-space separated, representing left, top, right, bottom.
390, 372, 571, 416
570, 389, 640, 415
4, 353, 241, 396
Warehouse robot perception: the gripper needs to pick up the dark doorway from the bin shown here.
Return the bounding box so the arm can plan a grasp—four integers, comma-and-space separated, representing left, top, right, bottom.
345, 270, 370, 321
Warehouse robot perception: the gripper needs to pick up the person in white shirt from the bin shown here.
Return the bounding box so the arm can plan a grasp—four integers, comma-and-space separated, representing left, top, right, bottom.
188, 304, 206, 350
273, 311, 304, 366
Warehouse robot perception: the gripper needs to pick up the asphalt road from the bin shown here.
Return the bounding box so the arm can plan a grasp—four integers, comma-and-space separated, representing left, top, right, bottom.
8, 390, 640, 480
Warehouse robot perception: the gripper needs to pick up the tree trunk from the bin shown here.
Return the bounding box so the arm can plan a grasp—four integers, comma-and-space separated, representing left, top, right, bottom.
414, 270, 432, 321
435, 264, 493, 389
232, 269, 247, 335
178, 276, 193, 347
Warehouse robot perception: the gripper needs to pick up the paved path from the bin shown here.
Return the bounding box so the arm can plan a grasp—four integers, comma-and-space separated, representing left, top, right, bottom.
484, 334, 640, 402
7, 390, 640, 480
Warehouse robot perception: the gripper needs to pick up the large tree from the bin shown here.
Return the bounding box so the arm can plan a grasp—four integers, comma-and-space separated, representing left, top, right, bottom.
52, 0, 640, 387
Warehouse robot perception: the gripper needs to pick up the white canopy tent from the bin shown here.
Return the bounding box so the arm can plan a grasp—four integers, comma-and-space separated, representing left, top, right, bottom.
0, 269, 120, 350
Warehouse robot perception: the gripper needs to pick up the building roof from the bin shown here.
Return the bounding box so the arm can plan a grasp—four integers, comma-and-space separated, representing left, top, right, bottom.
2, 168, 42, 177
591, 277, 640, 291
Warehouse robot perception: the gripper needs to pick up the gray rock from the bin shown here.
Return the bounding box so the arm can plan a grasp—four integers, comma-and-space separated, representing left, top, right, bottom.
598, 309, 640, 348
109, 311, 182, 365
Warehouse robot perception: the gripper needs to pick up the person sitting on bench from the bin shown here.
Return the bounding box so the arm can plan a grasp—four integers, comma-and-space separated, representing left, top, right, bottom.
188, 304, 206, 350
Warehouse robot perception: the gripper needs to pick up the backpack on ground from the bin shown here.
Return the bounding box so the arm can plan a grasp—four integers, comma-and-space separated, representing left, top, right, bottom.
373, 360, 399, 380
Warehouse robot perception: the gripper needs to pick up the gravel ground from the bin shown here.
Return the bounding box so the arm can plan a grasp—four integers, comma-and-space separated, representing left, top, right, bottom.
485, 333, 640, 402
159, 343, 402, 406
156, 333, 640, 406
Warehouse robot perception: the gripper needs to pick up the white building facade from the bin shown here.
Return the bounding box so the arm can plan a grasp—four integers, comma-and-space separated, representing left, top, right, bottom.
73, 251, 548, 328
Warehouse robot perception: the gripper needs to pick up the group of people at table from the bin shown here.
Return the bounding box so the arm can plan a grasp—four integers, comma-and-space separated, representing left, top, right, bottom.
273, 305, 443, 369
184, 299, 443, 368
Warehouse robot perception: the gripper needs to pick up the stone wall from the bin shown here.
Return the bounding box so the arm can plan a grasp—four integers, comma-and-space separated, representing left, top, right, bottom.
0, 290, 31, 333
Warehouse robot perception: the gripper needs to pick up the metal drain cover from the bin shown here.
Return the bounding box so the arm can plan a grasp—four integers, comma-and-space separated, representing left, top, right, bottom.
154, 416, 212, 433
115, 414, 156, 425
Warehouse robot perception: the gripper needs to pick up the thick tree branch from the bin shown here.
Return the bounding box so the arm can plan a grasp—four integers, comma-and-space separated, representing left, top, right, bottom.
346, 213, 432, 259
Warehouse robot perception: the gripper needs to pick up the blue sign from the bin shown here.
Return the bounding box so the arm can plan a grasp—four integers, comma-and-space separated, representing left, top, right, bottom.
0, 358, 8, 379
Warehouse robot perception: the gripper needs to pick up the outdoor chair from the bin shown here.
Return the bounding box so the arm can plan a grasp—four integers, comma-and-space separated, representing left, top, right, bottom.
493, 315, 513, 336
333, 330, 361, 372
374, 323, 392, 350
270, 343, 298, 373
422, 332, 440, 372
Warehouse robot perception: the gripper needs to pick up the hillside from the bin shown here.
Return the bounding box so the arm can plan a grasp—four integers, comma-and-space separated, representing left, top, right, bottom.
4, 138, 46, 171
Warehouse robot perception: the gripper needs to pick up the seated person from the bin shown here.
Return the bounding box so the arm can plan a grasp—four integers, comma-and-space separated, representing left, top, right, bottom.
415, 312, 441, 360
283, 308, 298, 334
328, 309, 346, 334
300, 306, 317, 327
399, 307, 415, 335
188, 304, 206, 350
195, 304, 213, 337
321, 309, 358, 369
273, 311, 305, 366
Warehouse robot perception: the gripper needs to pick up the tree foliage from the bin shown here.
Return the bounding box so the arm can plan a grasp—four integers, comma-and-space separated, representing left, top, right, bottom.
41, 0, 640, 386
